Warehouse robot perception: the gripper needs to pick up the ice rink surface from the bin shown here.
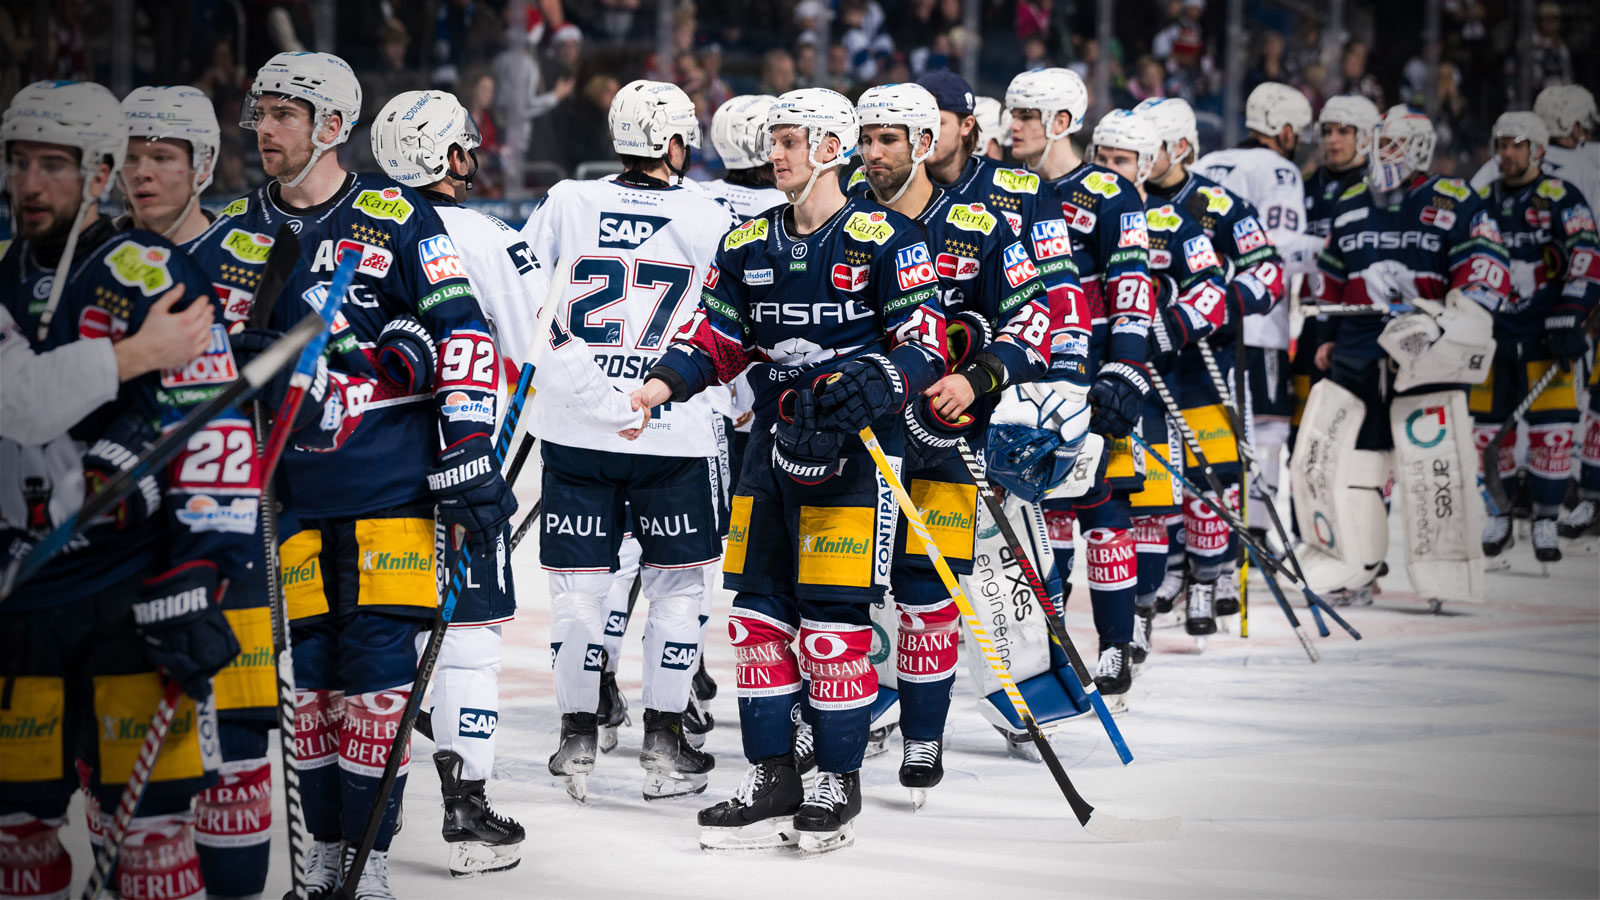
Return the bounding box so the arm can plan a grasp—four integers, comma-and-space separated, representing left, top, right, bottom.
62, 514, 1600, 899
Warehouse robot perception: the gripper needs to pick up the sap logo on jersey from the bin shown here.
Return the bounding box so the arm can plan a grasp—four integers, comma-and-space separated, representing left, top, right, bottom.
604, 611, 628, 636
1032, 219, 1072, 259
832, 263, 871, 291
597, 213, 671, 248
418, 235, 466, 284
311, 239, 393, 277
457, 708, 498, 738
661, 641, 700, 670
895, 243, 936, 291
936, 253, 979, 280
583, 644, 606, 672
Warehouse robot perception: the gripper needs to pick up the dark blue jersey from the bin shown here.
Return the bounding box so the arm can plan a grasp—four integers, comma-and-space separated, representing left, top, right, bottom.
1477, 173, 1599, 337
1305, 164, 1366, 240
1143, 200, 1228, 347
1147, 172, 1286, 324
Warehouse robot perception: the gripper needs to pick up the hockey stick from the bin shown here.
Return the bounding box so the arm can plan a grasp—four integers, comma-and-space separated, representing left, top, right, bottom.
1297, 302, 1416, 317
1229, 303, 1250, 639
1480, 306, 1600, 512
855, 420, 1179, 841
508, 498, 542, 552
954, 438, 1134, 765
81, 677, 186, 900
0, 249, 325, 602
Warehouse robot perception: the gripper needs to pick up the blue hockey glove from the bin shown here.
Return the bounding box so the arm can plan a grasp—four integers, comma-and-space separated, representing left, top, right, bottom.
1087, 361, 1150, 438
377, 315, 438, 394
903, 395, 971, 470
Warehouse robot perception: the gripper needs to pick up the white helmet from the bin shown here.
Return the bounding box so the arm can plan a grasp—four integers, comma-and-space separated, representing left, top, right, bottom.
122, 86, 221, 195
609, 79, 701, 159
767, 87, 859, 204
1367, 105, 1436, 192
711, 94, 776, 170
1006, 68, 1088, 142
1534, 84, 1598, 141
3, 80, 126, 200
241, 51, 362, 188
856, 83, 940, 203
1491, 110, 1550, 160
1134, 96, 1198, 165
370, 90, 482, 188
1316, 93, 1381, 158
1089, 108, 1161, 186
1244, 82, 1312, 139
973, 96, 1008, 153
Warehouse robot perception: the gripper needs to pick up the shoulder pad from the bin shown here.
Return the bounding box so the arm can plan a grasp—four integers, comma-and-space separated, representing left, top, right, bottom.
1146, 205, 1183, 232
351, 185, 416, 224
723, 217, 770, 252
1339, 182, 1367, 201
1195, 185, 1234, 214
946, 202, 997, 234
102, 238, 177, 297
1082, 171, 1122, 198
992, 168, 1040, 194
1433, 178, 1470, 201
1536, 178, 1568, 201
220, 196, 249, 218
842, 209, 896, 245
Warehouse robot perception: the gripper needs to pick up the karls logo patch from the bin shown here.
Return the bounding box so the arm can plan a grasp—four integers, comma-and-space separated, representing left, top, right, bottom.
418, 235, 466, 284
104, 241, 173, 296
1145, 205, 1182, 232
352, 188, 414, 223
895, 243, 936, 291
843, 211, 895, 245
221, 229, 273, 263
598, 212, 671, 249
457, 708, 498, 738
723, 218, 769, 252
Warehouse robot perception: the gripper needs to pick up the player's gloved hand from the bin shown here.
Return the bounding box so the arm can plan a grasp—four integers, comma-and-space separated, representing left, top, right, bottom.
773, 389, 845, 484
226, 327, 281, 367
1145, 308, 1182, 376
903, 395, 972, 470
812, 353, 906, 432
292, 371, 373, 453
376, 315, 437, 393
947, 310, 994, 371
135, 564, 241, 701
1544, 305, 1590, 369
83, 411, 161, 530
1087, 361, 1150, 438
429, 435, 517, 549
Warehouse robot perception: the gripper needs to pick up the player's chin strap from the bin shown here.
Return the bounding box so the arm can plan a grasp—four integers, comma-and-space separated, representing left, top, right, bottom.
665, 138, 690, 186
1038, 110, 1076, 172
280, 112, 340, 190
788, 141, 850, 206
880, 128, 936, 205
34, 192, 94, 342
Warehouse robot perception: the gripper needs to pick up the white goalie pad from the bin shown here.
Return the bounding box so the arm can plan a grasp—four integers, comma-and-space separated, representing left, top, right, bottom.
1389, 390, 1486, 603
1290, 379, 1392, 593
1378, 291, 1496, 393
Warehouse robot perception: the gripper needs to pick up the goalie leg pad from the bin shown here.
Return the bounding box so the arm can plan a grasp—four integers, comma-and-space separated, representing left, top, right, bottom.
1390, 390, 1486, 602
892, 586, 959, 742
798, 603, 875, 772
729, 599, 802, 763
431, 625, 503, 781
639, 566, 705, 713
1291, 378, 1392, 592
0, 814, 71, 899
116, 813, 204, 900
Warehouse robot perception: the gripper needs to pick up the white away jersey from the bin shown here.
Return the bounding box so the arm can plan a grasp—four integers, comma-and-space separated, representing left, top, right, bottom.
519, 177, 737, 457
1470, 142, 1600, 211
436, 203, 639, 437
1195, 145, 1321, 349
697, 178, 788, 220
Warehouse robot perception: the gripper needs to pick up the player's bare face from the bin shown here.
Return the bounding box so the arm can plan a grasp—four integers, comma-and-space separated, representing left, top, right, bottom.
251, 96, 316, 180
860, 125, 915, 198
769, 125, 817, 194
1321, 123, 1360, 169
1094, 146, 1142, 186
6, 141, 95, 241
1010, 108, 1045, 161
1495, 137, 1535, 183
123, 137, 197, 230
928, 110, 966, 170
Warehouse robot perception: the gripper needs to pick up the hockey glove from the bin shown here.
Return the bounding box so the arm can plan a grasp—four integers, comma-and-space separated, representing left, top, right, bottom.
947, 310, 994, 371
135, 563, 241, 701
376, 315, 437, 394
83, 411, 162, 531
1087, 361, 1150, 438
429, 435, 517, 549
292, 371, 373, 453
1544, 305, 1590, 369
812, 353, 906, 432
773, 389, 845, 484
903, 395, 972, 470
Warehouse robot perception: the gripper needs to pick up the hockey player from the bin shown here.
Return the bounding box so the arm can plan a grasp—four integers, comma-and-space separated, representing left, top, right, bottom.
192, 52, 517, 898
1294, 105, 1510, 610
1470, 111, 1599, 563
118, 84, 279, 899
1472, 84, 1598, 208
1, 80, 253, 900
1006, 68, 1153, 716
633, 87, 947, 853
519, 79, 731, 803
972, 96, 1009, 160
1194, 83, 1323, 546
705, 95, 788, 217
855, 81, 1052, 804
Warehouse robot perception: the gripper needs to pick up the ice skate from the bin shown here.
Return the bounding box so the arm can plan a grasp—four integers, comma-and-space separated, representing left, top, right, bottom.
683, 689, 714, 749
284, 838, 343, 900
640, 708, 715, 800
863, 721, 897, 759
1532, 517, 1561, 568
795, 770, 861, 855
340, 844, 395, 900
698, 755, 804, 851
1558, 498, 1600, 538
1130, 607, 1153, 670
1330, 584, 1375, 607
1186, 580, 1217, 648
899, 739, 943, 811
1482, 514, 1514, 558
793, 721, 817, 790
1214, 568, 1241, 632
548, 712, 598, 804
1153, 566, 1185, 614
694, 658, 718, 702
596, 669, 630, 754
1094, 643, 1131, 713
435, 751, 524, 878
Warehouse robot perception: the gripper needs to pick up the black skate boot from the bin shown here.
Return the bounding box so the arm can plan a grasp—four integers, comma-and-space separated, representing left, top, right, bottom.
547, 712, 598, 804
284, 838, 343, 900
1094, 643, 1132, 713
1214, 567, 1241, 618
640, 708, 715, 800
1130, 607, 1154, 668
1483, 514, 1514, 557
793, 720, 817, 789
683, 690, 714, 749
899, 739, 943, 810
1153, 565, 1185, 615
435, 750, 524, 878
1559, 498, 1600, 538
794, 770, 862, 855
596, 669, 630, 754
698, 755, 804, 851
1511, 470, 1532, 520
1532, 517, 1562, 564
1186, 580, 1217, 647
694, 657, 718, 702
